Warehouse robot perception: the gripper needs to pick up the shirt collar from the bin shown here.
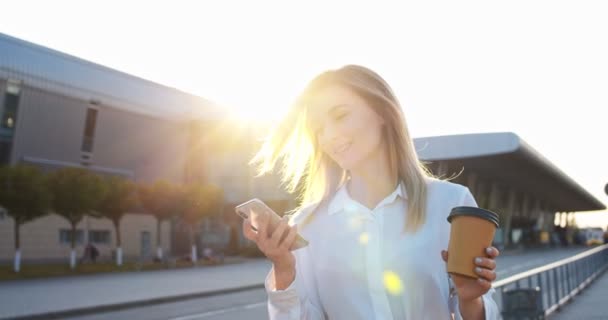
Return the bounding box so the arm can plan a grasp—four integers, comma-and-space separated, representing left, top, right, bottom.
328, 180, 407, 215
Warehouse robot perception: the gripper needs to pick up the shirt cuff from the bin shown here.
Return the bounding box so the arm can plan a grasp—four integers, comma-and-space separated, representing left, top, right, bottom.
453, 288, 499, 320
264, 267, 300, 310
481, 291, 499, 320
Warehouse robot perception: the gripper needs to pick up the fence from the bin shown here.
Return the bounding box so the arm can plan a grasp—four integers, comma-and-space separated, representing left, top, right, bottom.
493, 244, 608, 319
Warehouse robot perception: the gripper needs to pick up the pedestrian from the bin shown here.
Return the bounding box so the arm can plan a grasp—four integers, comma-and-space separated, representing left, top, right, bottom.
243, 65, 500, 319
203, 247, 213, 262
80, 243, 91, 263
90, 243, 99, 263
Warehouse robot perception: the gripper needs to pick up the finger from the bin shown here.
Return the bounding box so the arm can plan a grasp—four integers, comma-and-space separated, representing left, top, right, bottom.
485, 247, 500, 258
476, 278, 492, 291
270, 216, 289, 248
252, 209, 270, 239
242, 219, 258, 242
280, 224, 298, 251
474, 257, 497, 270
441, 250, 448, 262
475, 267, 497, 282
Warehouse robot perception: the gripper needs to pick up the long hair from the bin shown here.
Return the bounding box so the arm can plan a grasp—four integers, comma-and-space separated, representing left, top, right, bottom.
251, 65, 434, 232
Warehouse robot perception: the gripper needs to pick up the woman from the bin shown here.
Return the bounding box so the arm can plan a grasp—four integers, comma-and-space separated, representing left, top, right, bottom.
242, 65, 500, 319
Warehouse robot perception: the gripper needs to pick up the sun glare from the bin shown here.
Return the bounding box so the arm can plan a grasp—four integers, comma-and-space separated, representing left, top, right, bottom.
228, 102, 285, 123
216, 83, 300, 124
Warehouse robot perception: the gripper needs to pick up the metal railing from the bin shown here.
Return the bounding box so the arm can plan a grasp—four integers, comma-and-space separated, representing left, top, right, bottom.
493, 244, 608, 319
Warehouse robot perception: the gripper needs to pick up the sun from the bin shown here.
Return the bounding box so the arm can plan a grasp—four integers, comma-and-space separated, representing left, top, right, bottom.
228, 103, 284, 123
220, 91, 295, 125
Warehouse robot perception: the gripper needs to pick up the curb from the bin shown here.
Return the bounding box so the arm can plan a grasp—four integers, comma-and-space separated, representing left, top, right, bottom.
3, 283, 266, 320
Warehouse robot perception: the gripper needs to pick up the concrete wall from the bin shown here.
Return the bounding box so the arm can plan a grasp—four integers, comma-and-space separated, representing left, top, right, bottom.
11, 85, 87, 164
10, 84, 189, 183
92, 101, 189, 184
0, 212, 170, 262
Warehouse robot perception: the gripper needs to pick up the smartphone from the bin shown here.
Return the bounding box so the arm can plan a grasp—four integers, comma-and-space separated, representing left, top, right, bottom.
235, 198, 309, 251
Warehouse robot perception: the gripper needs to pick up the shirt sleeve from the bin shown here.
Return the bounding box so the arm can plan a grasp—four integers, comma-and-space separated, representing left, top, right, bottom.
264, 233, 325, 319
452, 288, 501, 320
461, 186, 478, 207
452, 187, 501, 320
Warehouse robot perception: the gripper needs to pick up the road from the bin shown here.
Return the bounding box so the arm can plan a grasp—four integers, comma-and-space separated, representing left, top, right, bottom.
66, 247, 589, 320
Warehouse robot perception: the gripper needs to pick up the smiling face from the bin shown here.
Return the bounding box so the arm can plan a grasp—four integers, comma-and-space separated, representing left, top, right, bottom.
306, 85, 386, 172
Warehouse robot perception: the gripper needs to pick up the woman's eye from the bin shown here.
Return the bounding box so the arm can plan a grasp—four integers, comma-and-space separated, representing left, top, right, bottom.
334, 113, 347, 120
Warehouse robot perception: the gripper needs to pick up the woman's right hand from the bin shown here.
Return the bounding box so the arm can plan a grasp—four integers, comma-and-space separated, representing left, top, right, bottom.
242, 212, 299, 289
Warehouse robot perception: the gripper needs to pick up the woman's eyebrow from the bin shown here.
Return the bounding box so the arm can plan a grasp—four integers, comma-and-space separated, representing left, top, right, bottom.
327, 104, 348, 114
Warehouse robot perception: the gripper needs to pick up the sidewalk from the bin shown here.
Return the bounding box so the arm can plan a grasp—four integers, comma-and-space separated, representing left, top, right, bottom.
549, 270, 608, 320
0, 246, 597, 320
0, 258, 271, 320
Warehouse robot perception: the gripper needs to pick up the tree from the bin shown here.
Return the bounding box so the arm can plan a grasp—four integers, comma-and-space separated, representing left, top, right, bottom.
97, 176, 138, 266
138, 180, 179, 261
181, 183, 223, 263
0, 165, 51, 272
47, 167, 106, 269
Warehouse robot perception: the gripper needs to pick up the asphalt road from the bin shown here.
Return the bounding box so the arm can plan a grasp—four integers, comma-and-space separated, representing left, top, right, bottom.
66, 247, 590, 320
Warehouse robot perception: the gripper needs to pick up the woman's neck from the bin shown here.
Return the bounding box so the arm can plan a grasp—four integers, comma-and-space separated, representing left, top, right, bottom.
346, 147, 397, 210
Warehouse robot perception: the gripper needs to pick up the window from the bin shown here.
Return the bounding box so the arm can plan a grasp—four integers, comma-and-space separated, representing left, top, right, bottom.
59, 229, 84, 245
0, 140, 11, 165
89, 230, 110, 244
81, 108, 98, 152
1, 82, 20, 130
1, 81, 21, 165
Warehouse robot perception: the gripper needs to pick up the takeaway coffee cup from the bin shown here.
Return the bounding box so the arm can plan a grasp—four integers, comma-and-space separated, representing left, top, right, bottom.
447, 206, 500, 279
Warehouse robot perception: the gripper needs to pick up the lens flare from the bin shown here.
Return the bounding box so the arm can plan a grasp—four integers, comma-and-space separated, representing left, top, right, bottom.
359, 232, 369, 245
383, 270, 403, 295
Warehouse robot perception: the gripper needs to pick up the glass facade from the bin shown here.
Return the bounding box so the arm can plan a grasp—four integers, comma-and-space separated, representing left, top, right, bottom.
0, 81, 20, 165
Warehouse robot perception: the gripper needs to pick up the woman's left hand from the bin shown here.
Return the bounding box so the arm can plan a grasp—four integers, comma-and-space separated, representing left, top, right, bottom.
441, 247, 500, 302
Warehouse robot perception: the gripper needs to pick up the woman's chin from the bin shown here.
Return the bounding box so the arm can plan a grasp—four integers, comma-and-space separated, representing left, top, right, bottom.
334, 159, 359, 172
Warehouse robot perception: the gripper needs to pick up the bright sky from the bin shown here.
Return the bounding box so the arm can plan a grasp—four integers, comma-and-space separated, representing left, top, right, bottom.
2, 0, 607, 229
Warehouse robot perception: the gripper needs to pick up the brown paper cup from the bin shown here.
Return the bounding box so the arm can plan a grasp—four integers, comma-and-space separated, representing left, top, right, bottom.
447, 206, 499, 279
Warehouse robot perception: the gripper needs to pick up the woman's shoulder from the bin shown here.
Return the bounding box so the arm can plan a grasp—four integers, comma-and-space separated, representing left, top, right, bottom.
423, 178, 473, 230
425, 177, 470, 203
287, 200, 324, 228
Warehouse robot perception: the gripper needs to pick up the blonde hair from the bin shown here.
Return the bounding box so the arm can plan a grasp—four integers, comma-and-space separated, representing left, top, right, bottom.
251, 65, 434, 232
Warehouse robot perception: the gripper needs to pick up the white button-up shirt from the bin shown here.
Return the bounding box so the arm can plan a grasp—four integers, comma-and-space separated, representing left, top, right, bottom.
264, 178, 499, 319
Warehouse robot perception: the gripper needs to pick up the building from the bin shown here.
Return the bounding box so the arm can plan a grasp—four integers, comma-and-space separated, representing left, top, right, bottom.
0, 32, 290, 263
415, 132, 606, 248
